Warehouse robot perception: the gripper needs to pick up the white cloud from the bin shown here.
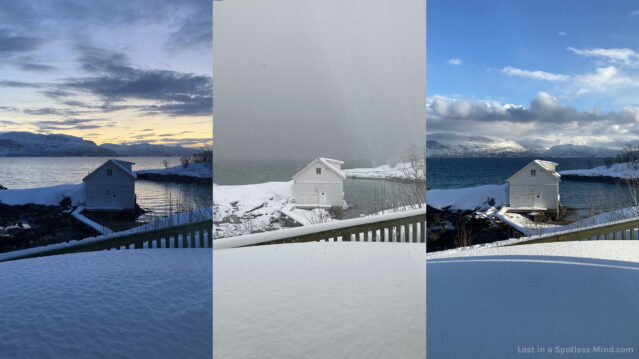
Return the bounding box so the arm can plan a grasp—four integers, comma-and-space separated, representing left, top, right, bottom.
575, 66, 631, 88
630, 10, 639, 16
558, 31, 566, 36
567, 47, 639, 66
426, 93, 639, 148
501, 66, 569, 81
447, 58, 462, 65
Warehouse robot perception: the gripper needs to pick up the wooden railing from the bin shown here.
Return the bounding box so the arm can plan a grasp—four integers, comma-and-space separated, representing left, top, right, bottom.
214, 208, 426, 249
508, 216, 639, 246
0, 220, 211, 262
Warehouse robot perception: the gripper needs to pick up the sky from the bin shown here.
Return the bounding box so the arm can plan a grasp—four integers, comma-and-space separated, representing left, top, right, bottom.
213, 0, 425, 164
427, 0, 639, 149
0, 0, 212, 147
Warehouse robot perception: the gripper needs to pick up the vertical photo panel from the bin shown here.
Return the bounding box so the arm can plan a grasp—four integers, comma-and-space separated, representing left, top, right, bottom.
0, 1, 213, 357
213, 0, 425, 357
427, 0, 639, 357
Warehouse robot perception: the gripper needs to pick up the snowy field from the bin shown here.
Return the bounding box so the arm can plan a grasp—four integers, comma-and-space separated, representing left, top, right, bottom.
214, 242, 425, 358
0, 183, 84, 206
0, 250, 212, 358
136, 161, 212, 179
561, 161, 639, 179
342, 162, 425, 181
428, 241, 639, 357
427, 183, 508, 211
213, 181, 292, 238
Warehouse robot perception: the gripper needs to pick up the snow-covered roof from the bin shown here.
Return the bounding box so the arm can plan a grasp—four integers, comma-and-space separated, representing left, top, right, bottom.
506, 159, 560, 182
292, 158, 346, 180
83, 159, 137, 182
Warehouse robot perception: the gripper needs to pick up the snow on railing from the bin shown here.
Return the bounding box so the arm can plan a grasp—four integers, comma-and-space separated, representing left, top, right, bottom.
214, 208, 426, 250
0, 219, 212, 262
508, 214, 639, 246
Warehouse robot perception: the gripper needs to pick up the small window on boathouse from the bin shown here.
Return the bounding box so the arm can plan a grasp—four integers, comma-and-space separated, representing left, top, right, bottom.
316, 168, 321, 174
107, 169, 113, 176
531, 169, 536, 176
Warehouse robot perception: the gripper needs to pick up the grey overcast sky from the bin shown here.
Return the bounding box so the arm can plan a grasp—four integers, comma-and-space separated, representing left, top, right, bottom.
213, 0, 425, 165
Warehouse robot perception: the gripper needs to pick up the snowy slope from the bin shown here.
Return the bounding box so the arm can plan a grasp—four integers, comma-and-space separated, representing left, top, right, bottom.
214, 242, 425, 359
427, 132, 538, 158
561, 160, 639, 179
0, 183, 84, 206
342, 162, 425, 181
428, 241, 639, 358
213, 181, 293, 238
137, 161, 212, 179
0, 132, 115, 156
427, 183, 509, 210
0, 250, 212, 358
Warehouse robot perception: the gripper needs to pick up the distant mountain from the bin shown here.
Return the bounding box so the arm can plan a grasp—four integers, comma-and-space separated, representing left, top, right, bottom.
541, 144, 618, 157
0, 132, 115, 156
100, 143, 199, 157
0, 131, 200, 157
427, 133, 538, 158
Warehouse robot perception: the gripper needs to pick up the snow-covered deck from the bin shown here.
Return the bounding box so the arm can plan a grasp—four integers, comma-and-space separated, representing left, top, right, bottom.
215, 242, 425, 358
428, 241, 639, 357
0, 250, 212, 358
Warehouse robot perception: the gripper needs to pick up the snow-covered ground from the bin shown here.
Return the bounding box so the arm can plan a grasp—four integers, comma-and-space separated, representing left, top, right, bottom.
427, 183, 508, 210
214, 242, 425, 358
213, 181, 292, 238
560, 160, 639, 179
281, 203, 334, 226
342, 162, 424, 181
427, 183, 639, 238
0, 250, 212, 358
136, 161, 212, 179
497, 205, 639, 237
428, 241, 639, 358
0, 183, 84, 206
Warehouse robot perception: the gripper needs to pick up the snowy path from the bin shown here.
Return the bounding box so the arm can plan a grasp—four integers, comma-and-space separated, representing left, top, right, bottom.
428, 241, 639, 358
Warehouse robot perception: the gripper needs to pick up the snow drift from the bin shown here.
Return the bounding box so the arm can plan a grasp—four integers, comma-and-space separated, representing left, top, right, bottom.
428, 241, 639, 358
0, 250, 212, 358
214, 242, 425, 358
427, 183, 509, 210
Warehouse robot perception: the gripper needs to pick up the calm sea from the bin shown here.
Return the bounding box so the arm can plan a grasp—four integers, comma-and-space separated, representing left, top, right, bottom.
0, 157, 211, 222
213, 158, 420, 218
427, 157, 632, 219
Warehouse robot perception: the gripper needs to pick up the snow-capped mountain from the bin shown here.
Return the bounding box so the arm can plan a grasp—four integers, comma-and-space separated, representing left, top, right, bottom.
427, 133, 538, 158
0, 132, 115, 156
100, 143, 199, 157
0, 132, 201, 157
542, 144, 617, 157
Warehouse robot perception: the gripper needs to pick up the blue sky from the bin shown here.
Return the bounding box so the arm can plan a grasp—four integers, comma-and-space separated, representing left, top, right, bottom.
428, 0, 639, 148
0, 1, 212, 147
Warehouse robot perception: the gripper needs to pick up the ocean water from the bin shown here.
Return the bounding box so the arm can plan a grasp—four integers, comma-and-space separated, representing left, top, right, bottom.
0, 157, 211, 222
427, 157, 633, 219
213, 158, 421, 218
